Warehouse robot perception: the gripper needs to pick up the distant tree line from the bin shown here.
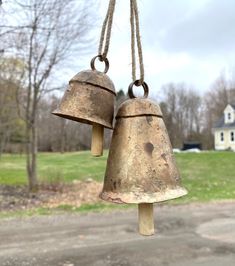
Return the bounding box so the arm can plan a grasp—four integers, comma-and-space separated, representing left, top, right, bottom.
1, 0, 234, 191
0, 70, 127, 155
160, 77, 235, 149
1, 70, 235, 156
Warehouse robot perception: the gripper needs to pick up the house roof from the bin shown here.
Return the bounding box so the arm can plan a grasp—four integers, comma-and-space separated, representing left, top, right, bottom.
213, 103, 235, 129
230, 103, 235, 110
213, 115, 235, 129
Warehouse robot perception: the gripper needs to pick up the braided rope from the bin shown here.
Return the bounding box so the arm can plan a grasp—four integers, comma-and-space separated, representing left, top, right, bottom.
130, 0, 144, 85
98, 0, 116, 60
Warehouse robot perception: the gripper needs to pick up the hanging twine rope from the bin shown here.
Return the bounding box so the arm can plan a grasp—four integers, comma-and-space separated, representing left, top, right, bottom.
98, 0, 116, 61
130, 0, 144, 85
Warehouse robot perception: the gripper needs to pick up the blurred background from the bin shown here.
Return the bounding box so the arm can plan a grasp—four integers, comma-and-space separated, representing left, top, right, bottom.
0, 0, 234, 206
0, 1, 235, 265
0, 0, 235, 209
1, 0, 235, 158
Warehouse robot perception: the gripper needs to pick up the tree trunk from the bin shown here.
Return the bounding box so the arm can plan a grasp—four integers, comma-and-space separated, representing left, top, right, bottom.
0, 130, 10, 158
0, 140, 3, 158
0, 134, 5, 158
26, 122, 38, 192
31, 122, 38, 190
60, 119, 66, 154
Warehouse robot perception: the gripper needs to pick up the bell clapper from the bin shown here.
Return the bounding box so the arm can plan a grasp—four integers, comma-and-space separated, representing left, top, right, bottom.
138, 203, 154, 236
91, 123, 104, 156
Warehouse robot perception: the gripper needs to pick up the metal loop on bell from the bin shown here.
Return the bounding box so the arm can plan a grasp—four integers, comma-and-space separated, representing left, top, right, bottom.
128, 80, 149, 99
90, 55, 109, 74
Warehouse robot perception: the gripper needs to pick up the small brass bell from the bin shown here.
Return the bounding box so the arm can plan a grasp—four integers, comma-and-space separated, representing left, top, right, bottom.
53, 56, 116, 156
100, 81, 188, 235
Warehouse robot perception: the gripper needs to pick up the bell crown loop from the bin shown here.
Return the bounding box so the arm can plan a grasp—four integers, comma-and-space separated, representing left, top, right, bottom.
90, 55, 109, 74
128, 80, 149, 99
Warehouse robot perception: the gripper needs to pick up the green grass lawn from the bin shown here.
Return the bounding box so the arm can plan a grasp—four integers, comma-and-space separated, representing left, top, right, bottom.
0, 151, 235, 203
0, 151, 108, 185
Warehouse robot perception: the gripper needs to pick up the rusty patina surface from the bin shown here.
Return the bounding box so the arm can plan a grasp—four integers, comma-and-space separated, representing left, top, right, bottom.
52, 70, 116, 129
100, 98, 188, 204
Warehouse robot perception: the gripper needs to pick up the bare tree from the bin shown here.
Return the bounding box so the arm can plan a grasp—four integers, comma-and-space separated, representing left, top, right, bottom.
205, 75, 235, 120
3, 0, 95, 191
160, 83, 203, 148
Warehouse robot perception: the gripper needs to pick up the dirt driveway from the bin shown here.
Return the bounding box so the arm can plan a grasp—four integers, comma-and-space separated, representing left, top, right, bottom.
0, 202, 235, 266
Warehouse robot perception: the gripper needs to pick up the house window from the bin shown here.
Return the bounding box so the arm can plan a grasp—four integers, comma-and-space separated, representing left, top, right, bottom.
231, 132, 234, 142
228, 113, 231, 120
220, 132, 224, 142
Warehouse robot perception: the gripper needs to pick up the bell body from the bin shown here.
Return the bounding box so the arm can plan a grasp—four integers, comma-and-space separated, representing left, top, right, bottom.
52, 70, 116, 129
100, 98, 187, 204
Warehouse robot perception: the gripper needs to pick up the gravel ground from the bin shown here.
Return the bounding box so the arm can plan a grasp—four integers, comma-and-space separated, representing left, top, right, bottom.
0, 201, 235, 266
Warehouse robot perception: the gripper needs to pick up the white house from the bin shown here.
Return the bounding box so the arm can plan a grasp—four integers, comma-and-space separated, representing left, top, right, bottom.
213, 104, 235, 151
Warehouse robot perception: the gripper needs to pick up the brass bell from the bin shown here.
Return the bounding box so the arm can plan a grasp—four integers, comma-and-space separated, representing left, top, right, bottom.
52, 56, 116, 156
100, 81, 188, 235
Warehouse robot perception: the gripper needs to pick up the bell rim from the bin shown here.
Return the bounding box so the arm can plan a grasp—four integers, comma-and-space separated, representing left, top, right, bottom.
99, 186, 188, 204
52, 110, 113, 129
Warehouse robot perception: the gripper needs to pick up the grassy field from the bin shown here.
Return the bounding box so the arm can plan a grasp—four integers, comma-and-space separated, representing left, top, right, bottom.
0, 151, 108, 185
0, 151, 235, 203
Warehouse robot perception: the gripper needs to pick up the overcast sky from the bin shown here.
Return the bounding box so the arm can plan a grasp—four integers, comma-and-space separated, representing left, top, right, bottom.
69, 0, 235, 97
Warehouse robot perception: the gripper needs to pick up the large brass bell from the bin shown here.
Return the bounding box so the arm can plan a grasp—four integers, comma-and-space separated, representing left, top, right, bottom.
100, 81, 188, 235
53, 55, 116, 156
